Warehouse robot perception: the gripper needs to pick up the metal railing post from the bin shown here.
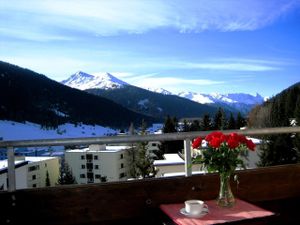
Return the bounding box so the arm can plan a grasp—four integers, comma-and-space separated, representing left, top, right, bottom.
184, 139, 192, 177
7, 146, 16, 192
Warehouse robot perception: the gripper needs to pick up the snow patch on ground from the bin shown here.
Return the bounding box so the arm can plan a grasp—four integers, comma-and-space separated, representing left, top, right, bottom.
0, 120, 117, 141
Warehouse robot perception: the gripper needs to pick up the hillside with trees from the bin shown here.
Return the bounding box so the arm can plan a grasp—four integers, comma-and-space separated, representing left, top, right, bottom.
248, 82, 300, 166
0, 61, 156, 129
86, 85, 235, 119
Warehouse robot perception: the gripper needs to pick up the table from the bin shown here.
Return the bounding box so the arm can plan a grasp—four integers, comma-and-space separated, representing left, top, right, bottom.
160, 199, 275, 225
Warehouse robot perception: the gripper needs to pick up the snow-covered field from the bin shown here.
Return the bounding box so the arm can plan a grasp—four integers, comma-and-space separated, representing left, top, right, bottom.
0, 120, 118, 141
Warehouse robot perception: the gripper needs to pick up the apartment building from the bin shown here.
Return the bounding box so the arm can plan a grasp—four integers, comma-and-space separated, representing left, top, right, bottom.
65, 145, 130, 183
0, 156, 59, 190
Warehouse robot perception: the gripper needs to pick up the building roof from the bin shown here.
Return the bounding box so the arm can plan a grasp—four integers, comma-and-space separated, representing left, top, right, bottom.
0, 156, 58, 174
153, 154, 184, 166
0, 160, 29, 175
66, 145, 130, 153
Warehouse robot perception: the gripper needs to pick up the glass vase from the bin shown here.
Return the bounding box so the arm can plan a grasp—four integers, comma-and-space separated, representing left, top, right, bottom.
217, 171, 235, 207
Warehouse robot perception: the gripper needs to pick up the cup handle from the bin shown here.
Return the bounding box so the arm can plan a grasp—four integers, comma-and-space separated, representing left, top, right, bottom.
203, 204, 209, 213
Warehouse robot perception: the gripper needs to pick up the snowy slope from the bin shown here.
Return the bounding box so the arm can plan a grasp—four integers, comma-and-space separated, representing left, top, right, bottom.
178, 91, 264, 105
61, 71, 128, 90
142, 87, 173, 95
178, 91, 214, 104
0, 120, 117, 141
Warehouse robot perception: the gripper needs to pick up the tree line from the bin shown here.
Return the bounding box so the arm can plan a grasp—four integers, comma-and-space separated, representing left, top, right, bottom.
160, 108, 247, 154
248, 82, 300, 166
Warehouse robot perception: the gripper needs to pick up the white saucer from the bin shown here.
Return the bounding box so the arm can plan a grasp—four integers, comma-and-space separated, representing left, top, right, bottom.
180, 208, 209, 218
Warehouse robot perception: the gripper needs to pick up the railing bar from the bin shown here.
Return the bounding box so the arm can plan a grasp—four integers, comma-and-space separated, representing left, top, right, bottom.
0, 126, 300, 148
184, 139, 192, 177
7, 146, 16, 192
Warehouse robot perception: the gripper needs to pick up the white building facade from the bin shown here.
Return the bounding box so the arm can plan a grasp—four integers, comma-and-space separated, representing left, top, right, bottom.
0, 156, 59, 190
65, 145, 130, 184
154, 153, 203, 177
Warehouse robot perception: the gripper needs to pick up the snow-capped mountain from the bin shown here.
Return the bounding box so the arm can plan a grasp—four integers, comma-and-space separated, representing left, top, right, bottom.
178, 91, 264, 105
178, 91, 214, 104
143, 87, 173, 95
61, 71, 128, 90
178, 91, 264, 114
61, 71, 264, 114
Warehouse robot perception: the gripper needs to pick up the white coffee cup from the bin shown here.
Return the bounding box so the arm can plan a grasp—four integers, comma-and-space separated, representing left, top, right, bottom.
185, 200, 209, 215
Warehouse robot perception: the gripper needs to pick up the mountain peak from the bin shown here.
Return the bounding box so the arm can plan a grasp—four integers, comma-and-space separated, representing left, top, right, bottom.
142, 87, 173, 95
178, 91, 265, 113
61, 71, 128, 90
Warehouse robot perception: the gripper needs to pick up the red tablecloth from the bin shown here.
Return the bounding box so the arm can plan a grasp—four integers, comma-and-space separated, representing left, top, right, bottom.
160, 199, 275, 225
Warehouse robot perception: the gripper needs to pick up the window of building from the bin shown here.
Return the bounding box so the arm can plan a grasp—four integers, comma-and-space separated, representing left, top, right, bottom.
86, 163, 93, 169
152, 143, 157, 147
28, 165, 39, 172
45, 163, 47, 168
32, 175, 36, 180
120, 163, 124, 169
86, 154, 93, 160
87, 172, 94, 179
119, 173, 125, 178
95, 165, 99, 169
81, 164, 86, 169
120, 154, 124, 159
81, 155, 85, 160
95, 174, 101, 179
80, 174, 86, 178
94, 155, 98, 160
32, 184, 37, 188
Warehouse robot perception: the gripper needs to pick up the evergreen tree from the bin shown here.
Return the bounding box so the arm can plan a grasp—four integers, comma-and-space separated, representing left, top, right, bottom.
127, 122, 139, 177
213, 107, 227, 130
201, 114, 212, 131
160, 116, 183, 153
236, 112, 246, 129
182, 119, 190, 132
190, 120, 201, 131
57, 159, 76, 185
45, 171, 51, 187
129, 120, 157, 178
128, 122, 135, 135
293, 97, 300, 154
258, 95, 300, 166
163, 115, 177, 133
258, 134, 298, 166
227, 113, 236, 130
127, 145, 138, 178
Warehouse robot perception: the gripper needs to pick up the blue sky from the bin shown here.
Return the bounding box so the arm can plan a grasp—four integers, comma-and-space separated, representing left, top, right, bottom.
1, 0, 300, 97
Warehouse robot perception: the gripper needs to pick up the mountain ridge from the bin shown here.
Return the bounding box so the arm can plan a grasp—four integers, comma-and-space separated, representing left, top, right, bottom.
0, 61, 156, 129
61, 71, 265, 114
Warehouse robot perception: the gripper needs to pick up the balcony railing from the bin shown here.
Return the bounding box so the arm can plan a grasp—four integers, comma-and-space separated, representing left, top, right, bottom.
1, 126, 300, 224
1, 126, 300, 192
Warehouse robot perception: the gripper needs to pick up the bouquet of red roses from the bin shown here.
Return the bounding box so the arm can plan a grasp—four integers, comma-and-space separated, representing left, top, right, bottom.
192, 131, 255, 173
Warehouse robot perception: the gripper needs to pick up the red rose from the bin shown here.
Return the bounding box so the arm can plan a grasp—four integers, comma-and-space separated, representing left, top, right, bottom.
229, 133, 240, 141
220, 134, 229, 143
227, 137, 240, 149
246, 139, 256, 151
209, 137, 222, 148
205, 131, 223, 142
238, 135, 248, 144
192, 137, 202, 148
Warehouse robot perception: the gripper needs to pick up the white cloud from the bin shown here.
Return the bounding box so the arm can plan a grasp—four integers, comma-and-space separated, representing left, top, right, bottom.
0, 0, 298, 39
183, 62, 279, 71
131, 75, 224, 93
125, 58, 281, 72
